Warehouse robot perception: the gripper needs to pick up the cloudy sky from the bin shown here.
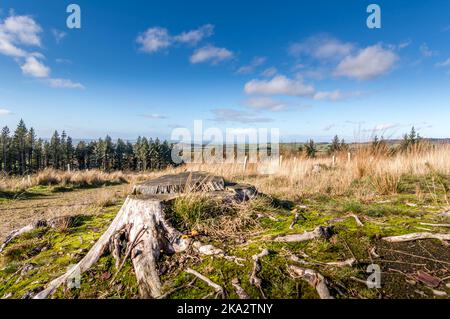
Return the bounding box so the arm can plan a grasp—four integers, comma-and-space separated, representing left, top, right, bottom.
1, 0, 450, 142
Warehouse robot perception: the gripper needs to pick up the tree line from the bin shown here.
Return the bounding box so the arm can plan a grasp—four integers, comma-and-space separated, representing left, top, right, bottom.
0, 120, 176, 175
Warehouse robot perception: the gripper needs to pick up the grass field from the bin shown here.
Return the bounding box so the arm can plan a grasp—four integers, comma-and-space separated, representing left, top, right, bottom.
1, 145, 450, 299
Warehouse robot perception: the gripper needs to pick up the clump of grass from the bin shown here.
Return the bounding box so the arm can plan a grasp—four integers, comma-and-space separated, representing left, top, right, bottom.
171, 193, 227, 231
170, 192, 261, 239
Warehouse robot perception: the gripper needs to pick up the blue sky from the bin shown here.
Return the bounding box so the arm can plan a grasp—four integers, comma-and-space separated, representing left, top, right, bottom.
1, 0, 450, 142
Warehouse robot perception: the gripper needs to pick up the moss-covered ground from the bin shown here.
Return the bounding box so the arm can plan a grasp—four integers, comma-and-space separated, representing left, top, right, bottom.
1, 175, 450, 299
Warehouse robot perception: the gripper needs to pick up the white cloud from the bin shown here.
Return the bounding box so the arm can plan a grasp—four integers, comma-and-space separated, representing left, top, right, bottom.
46, 78, 85, 89
436, 58, 450, 67
244, 75, 315, 97
0, 14, 42, 58
173, 24, 214, 45
136, 27, 171, 53
313, 90, 363, 101
334, 45, 397, 80
21, 56, 50, 78
261, 67, 277, 77
51, 29, 67, 43
397, 40, 412, 50
0, 13, 83, 89
289, 35, 354, 60
244, 97, 287, 111
373, 123, 398, 131
210, 108, 273, 123
236, 56, 267, 74
0, 32, 26, 57
1, 14, 42, 46
0, 108, 12, 116
137, 24, 215, 53
140, 113, 168, 119
420, 43, 437, 57
190, 45, 233, 64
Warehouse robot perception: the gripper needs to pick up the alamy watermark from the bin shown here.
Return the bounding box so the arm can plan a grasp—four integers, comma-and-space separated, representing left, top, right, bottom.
170, 121, 280, 165
66, 4, 81, 29
367, 4, 381, 29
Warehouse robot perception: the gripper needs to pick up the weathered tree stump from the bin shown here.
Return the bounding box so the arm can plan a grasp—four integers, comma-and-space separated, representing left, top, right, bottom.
27, 172, 256, 299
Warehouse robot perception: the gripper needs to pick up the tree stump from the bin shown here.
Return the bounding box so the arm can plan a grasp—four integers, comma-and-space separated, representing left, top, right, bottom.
30, 172, 256, 299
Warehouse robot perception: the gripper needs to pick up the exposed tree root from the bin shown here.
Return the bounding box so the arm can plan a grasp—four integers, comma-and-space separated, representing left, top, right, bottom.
185, 268, 224, 298
325, 258, 356, 267
249, 249, 269, 298
0, 217, 76, 253
192, 242, 245, 266
32, 197, 246, 299
274, 226, 333, 242
383, 232, 450, 243
348, 213, 364, 227
419, 223, 450, 228
231, 278, 250, 299
0, 221, 46, 253
288, 265, 333, 299
32, 197, 204, 299
290, 255, 356, 268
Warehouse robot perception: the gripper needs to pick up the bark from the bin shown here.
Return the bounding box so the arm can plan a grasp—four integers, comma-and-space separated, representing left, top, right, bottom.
34, 197, 190, 299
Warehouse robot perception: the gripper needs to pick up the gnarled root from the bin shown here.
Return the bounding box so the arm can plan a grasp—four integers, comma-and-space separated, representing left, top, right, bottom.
249, 249, 269, 298
34, 197, 189, 299
231, 278, 250, 299
288, 265, 333, 299
185, 268, 224, 299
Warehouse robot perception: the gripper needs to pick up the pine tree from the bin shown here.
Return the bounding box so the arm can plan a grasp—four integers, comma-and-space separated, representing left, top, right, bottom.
13, 119, 28, 174
305, 139, 317, 158
27, 127, 36, 172
50, 131, 61, 169
0, 126, 11, 173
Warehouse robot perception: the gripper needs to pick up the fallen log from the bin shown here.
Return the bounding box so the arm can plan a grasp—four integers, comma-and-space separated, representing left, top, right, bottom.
382, 232, 450, 243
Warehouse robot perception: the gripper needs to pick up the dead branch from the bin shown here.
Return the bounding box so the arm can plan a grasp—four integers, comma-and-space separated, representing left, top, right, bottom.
325, 258, 356, 267
419, 223, 450, 228
382, 232, 450, 243
231, 278, 250, 299
288, 265, 333, 299
185, 268, 224, 298
192, 241, 245, 266
348, 213, 364, 227
0, 220, 48, 253
249, 249, 269, 298
274, 226, 333, 242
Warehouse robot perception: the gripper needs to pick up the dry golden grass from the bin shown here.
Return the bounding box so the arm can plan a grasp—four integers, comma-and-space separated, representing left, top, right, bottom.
183, 144, 450, 200
2, 144, 449, 202
0, 169, 128, 192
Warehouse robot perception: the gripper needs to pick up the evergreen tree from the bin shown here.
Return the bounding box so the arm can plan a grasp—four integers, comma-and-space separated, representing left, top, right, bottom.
13, 119, 28, 174
0, 126, 11, 173
305, 139, 317, 158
